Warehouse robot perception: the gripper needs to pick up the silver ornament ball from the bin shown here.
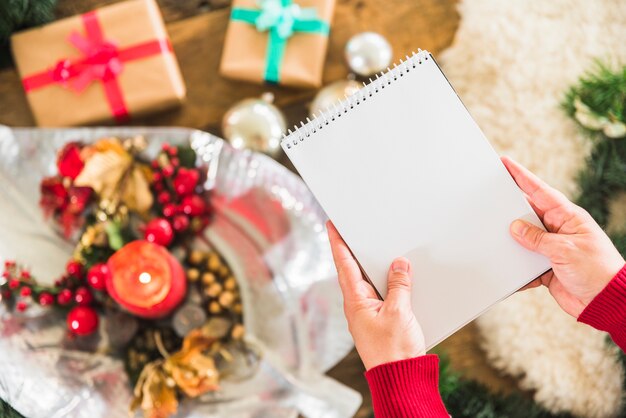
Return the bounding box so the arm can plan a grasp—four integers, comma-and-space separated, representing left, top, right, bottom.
309, 79, 362, 117
345, 31, 393, 77
222, 92, 287, 158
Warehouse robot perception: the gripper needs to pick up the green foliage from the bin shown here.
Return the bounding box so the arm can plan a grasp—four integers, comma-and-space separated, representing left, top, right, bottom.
0, 399, 23, 418
0, 0, 58, 67
0, 0, 57, 41
563, 61, 626, 130
439, 356, 572, 418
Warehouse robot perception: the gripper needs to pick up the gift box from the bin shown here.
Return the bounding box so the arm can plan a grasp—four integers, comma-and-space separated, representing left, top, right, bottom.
220, 0, 334, 88
11, 0, 186, 127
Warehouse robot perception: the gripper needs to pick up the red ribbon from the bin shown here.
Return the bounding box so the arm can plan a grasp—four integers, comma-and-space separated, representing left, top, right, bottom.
21, 11, 173, 122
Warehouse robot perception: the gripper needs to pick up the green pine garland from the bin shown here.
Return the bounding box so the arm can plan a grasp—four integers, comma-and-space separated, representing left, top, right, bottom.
0, 0, 58, 67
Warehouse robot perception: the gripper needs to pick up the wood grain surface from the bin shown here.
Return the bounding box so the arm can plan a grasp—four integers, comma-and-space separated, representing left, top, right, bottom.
0, 1, 522, 416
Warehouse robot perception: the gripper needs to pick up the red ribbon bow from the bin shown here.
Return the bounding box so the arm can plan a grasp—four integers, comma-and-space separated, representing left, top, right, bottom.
22, 11, 173, 122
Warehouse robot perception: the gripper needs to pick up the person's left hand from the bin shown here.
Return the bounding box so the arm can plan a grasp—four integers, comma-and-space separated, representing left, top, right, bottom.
327, 221, 426, 370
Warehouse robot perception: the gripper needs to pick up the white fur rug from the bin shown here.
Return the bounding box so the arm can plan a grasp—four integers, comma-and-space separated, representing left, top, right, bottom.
439, 1, 626, 417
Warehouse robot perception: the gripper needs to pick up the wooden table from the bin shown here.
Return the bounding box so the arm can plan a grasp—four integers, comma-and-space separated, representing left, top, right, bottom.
0, 1, 519, 416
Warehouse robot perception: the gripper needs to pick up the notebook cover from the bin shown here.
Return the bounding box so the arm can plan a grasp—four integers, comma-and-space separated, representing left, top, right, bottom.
281, 52, 551, 349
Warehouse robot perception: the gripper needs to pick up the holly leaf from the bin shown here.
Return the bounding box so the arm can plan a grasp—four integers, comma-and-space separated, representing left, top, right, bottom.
105, 221, 125, 250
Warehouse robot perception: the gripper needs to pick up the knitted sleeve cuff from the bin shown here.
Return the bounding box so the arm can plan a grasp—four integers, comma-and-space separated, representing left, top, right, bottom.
364, 354, 449, 418
578, 263, 626, 350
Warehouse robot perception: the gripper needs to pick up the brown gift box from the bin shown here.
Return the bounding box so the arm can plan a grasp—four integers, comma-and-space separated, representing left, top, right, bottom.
220, 0, 335, 89
11, 0, 186, 127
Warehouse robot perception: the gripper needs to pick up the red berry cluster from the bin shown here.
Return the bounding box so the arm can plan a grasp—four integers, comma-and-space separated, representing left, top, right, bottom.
1, 260, 105, 336
146, 143, 210, 247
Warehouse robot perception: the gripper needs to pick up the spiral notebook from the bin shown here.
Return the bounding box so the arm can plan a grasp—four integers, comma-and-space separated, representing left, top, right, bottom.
281, 50, 551, 349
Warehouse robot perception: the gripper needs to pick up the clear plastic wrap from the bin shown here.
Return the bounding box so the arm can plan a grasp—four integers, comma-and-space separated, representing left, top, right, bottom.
0, 126, 361, 418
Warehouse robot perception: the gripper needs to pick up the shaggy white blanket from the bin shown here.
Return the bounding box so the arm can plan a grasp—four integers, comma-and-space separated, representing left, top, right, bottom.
439, 1, 626, 417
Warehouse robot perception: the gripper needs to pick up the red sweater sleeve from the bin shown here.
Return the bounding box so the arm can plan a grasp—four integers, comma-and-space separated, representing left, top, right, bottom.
364, 354, 449, 417
578, 264, 626, 351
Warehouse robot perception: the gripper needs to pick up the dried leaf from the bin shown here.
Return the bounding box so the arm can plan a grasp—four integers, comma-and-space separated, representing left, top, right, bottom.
163, 329, 220, 398
131, 362, 178, 418
122, 165, 153, 214
74, 150, 131, 200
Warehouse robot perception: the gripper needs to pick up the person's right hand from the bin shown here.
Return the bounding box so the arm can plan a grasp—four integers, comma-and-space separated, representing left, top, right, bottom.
503, 156, 625, 317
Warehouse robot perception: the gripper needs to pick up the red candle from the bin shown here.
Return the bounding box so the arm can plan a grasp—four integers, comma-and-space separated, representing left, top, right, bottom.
106, 241, 186, 318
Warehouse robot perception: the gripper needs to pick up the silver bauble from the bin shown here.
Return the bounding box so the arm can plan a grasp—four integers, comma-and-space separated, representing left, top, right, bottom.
309, 79, 362, 117
345, 32, 393, 77
222, 92, 287, 158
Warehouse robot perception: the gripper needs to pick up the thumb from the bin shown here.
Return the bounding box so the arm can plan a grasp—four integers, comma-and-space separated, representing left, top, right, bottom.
510, 220, 557, 257
385, 257, 413, 307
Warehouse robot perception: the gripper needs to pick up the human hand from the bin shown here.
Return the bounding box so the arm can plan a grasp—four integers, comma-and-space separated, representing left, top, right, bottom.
327, 221, 425, 370
503, 156, 625, 317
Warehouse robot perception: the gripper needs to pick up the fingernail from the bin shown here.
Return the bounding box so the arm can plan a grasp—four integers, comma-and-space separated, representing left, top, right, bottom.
392, 258, 409, 273
511, 220, 528, 237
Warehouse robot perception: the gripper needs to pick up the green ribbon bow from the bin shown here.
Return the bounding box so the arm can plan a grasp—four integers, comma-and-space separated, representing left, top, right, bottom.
231, 0, 330, 83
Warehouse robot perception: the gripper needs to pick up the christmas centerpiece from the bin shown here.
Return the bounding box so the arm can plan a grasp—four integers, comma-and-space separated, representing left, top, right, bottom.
0, 136, 247, 418
0, 127, 357, 418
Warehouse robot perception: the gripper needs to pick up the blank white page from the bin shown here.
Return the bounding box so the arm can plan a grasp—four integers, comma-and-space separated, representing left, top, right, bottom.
282, 52, 550, 349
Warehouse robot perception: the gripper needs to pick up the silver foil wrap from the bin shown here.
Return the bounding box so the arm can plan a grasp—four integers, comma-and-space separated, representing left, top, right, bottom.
0, 126, 361, 418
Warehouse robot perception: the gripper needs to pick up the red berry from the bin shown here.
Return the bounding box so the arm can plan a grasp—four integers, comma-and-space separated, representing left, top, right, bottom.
20, 287, 32, 297
8, 279, 20, 289
57, 142, 84, 180
2, 271, 9, 278
173, 168, 199, 196
151, 160, 160, 169
20, 270, 30, 279
57, 289, 73, 305
16, 301, 28, 312
67, 306, 99, 336
161, 143, 170, 152
4, 260, 15, 268
66, 260, 83, 278
153, 172, 162, 182
171, 158, 180, 167
39, 292, 55, 306
162, 165, 174, 177
172, 215, 190, 232
181, 195, 206, 216
162, 204, 177, 218
87, 263, 109, 291
168, 147, 178, 156
74, 287, 93, 306
157, 191, 171, 204
144, 218, 174, 247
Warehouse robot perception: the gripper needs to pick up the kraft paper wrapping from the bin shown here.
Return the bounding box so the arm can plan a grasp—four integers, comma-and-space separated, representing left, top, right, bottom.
220, 0, 335, 89
11, 0, 186, 127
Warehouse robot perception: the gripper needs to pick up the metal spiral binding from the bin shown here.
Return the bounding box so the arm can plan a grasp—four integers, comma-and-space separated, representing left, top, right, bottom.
282, 49, 431, 149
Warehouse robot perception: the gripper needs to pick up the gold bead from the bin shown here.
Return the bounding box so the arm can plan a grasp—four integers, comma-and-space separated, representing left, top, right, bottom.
231, 324, 245, 340
233, 303, 243, 314
188, 250, 205, 265
206, 283, 222, 298
217, 265, 229, 278
202, 272, 216, 285
207, 253, 221, 271
219, 291, 234, 307
209, 301, 222, 314
187, 268, 200, 282
224, 277, 237, 290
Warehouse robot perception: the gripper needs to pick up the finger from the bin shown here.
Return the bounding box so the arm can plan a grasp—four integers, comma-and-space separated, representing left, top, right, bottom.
501, 156, 571, 214
517, 270, 553, 292
327, 221, 377, 301
384, 257, 413, 307
510, 219, 559, 258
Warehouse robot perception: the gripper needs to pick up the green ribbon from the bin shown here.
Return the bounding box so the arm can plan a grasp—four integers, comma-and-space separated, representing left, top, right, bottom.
231, 0, 330, 83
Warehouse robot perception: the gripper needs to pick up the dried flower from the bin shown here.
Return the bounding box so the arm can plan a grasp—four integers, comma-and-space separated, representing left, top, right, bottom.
163, 329, 220, 398
131, 362, 178, 418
